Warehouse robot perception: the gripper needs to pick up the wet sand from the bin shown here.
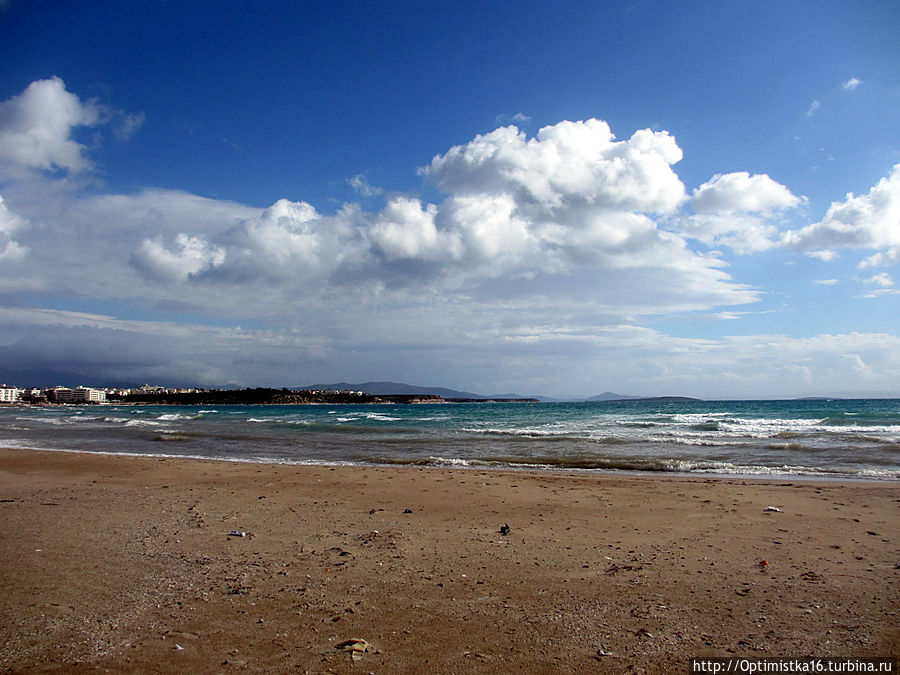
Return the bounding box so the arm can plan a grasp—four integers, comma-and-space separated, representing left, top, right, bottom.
0, 447, 897, 673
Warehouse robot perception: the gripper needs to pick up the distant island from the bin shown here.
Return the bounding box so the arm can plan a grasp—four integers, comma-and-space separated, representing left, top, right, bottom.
586, 392, 702, 402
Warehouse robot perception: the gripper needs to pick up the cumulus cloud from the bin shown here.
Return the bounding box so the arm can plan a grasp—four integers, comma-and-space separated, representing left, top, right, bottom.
691, 172, 801, 214
677, 172, 803, 253
423, 119, 686, 214
368, 197, 452, 261
783, 164, 900, 260
214, 199, 360, 281
842, 77, 861, 91
131, 233, 225, 282
806, 99, 820, 117
0, 77, 144, 177
114, 119, 753, 316
0, 77, 101, 173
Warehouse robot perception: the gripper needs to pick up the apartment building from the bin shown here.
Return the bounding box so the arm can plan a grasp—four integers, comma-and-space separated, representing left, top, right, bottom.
0, 385, 20, 403
73, 387, 107, 403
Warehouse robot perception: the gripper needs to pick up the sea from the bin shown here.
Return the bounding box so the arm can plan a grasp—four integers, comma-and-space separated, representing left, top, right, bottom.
1, 399, 898, 480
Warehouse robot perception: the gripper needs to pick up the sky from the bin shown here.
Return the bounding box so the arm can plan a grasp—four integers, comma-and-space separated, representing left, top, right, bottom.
0, 0, 899, 399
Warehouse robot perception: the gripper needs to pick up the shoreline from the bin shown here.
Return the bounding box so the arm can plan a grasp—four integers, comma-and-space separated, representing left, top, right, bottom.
1, 447, 897, 672
0, 445, 900, 485
1, 442, 897, 483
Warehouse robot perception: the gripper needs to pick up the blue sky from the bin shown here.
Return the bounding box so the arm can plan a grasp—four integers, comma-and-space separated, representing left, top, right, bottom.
0, 0, 898, 398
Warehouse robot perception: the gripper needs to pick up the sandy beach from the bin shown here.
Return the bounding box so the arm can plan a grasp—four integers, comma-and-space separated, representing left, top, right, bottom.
0, 447, 897, 673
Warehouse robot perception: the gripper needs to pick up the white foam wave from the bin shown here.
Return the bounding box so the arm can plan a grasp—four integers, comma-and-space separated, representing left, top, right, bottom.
428, 457, 473, 466
364, 413, 402, 421
103, 416, 131, 424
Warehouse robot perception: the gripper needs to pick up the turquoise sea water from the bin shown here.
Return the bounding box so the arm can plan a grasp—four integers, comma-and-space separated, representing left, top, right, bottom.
1, 399, 898, 479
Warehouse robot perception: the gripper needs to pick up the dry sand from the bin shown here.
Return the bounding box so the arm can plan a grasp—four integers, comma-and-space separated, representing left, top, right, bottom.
0, 447, 897, 673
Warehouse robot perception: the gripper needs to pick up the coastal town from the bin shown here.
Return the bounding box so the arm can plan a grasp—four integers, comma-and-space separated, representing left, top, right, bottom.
0, 383, 225, 405
0, 383, 536, 405
0, 383, 120, 404
0, 384, 365, 405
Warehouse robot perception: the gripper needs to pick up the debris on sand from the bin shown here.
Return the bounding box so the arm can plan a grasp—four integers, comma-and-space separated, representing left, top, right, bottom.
335, 638, 371, 661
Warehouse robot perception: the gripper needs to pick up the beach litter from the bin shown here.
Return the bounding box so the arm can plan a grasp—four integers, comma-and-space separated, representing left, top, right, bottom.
594, 646, 614, 658
335, 638, 371, 661
499, 524, 510, 535
228, 530, 247, 537
403, 508, 413, 513
764, 506, 782, 512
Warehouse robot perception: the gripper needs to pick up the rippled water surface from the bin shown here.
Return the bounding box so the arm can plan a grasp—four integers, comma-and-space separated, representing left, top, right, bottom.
1, 399, 898, 479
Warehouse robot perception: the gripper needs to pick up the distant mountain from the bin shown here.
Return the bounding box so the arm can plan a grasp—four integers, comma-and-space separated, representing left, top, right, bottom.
299, 381, 486, 399
586, 391, 648, 401
586, 391, 702, 402
0, 367, 142, 389
487, 392, 559, 402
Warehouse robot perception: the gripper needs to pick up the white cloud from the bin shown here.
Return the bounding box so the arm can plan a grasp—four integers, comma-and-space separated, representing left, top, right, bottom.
215, 199, 360, 280
691, 172, 801, 214
113, 111, 146, 141
863, 272, 894, 287
0, 193, 27, 261
813, 278, 838, 286
678, 172, 803, 253
842, 77, 861, 91
437, 193, 531, 265
423, 119, 685, 214
806, 99, 820, 117
494, 112, 532, 125
103, 119, 754, 319
131, 233, 226, 282
858, 249, 900, 269
348, 174, 383, 197
0, 77, 101, 174
677, 214, 779, 253
783, 164, 900, 254
807, 249, 837, 261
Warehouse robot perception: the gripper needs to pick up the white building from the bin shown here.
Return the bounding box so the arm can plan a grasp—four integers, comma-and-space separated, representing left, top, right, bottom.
72, 387, 107, 403
0, 385, 20, 403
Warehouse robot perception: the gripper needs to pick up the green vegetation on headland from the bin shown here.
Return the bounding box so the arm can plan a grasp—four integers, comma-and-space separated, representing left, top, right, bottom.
115, 388, 538, 405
